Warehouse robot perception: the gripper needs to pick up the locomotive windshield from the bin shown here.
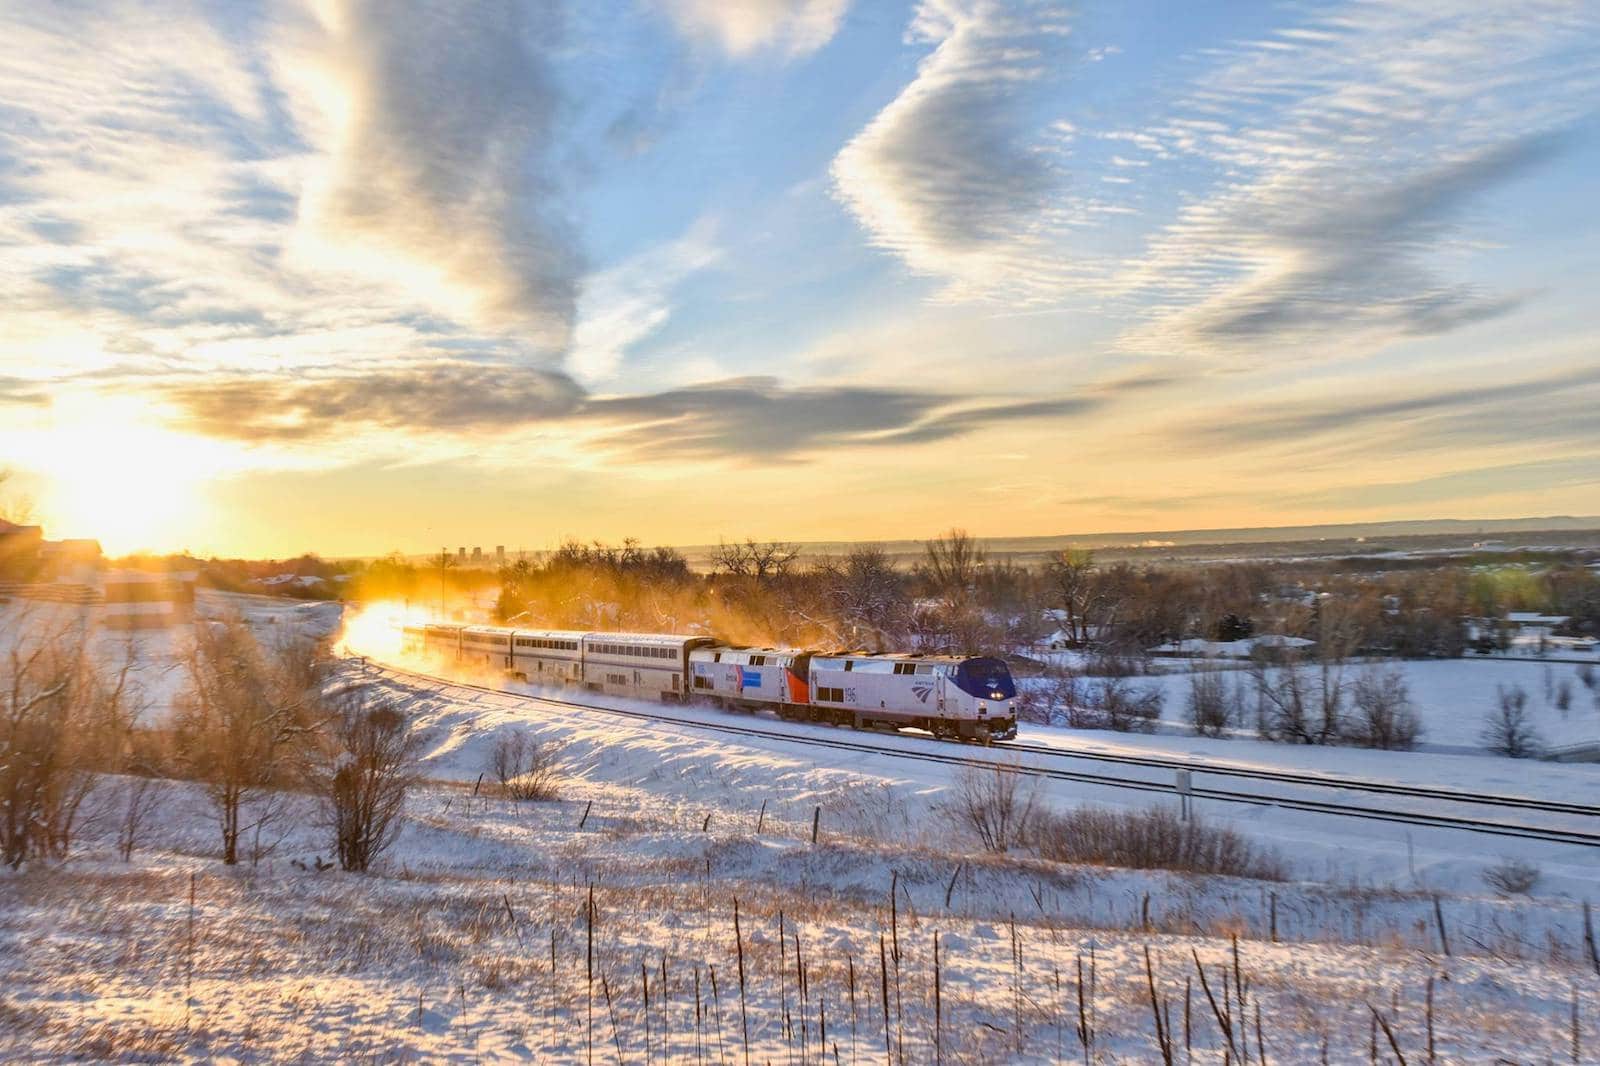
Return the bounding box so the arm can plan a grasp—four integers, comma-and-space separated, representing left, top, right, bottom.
954, 657, 1016, 699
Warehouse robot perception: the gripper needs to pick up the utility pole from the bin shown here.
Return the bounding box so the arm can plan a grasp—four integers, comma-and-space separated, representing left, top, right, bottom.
436, 548, 454, 619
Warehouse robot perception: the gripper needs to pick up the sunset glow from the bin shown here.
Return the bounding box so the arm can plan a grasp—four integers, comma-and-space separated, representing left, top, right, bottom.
0, 2, 1596, 556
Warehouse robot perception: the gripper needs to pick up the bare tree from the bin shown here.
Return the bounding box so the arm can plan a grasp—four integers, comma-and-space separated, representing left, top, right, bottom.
1044, 549, 1098, 646
922, 529, 984, 601
175, 617, 323, 865
816, 545, 906, 647
1482, 685, 1541, 758
713, 540, 800, 583
950, 761, 1037, 853
0, 607, 125, 867
1345, 665, 1422, 750
0, 467, 36, 529
312, 693, 420, 872
1251, 655, 1343, 745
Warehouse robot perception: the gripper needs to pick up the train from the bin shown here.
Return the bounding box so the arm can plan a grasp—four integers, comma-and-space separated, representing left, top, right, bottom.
403, 623, 1018, 742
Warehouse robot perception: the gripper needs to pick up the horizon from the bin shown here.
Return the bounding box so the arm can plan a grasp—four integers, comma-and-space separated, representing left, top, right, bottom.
4, 2, 1599, 557
57, 512, 1600, 566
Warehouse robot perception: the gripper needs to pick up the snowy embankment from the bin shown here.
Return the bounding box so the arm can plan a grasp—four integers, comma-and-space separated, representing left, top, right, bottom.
2, 656, 1597, 1062
2, 597, 1598, 1061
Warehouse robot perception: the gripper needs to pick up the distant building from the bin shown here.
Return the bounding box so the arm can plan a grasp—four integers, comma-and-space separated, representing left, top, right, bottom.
103, 569, 196, 629
38, 538, 102, 583
471, 546, 483, 563
458, 547, 467, 562
0, 518, 44, 576
496, 545, 506, 566
0, 525, 101, 602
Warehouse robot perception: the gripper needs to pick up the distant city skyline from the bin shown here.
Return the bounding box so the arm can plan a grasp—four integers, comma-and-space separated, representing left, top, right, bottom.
2, 1, 1598, 556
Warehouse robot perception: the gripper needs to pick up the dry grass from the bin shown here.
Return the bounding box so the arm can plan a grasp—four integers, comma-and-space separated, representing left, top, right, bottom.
1032, 805, 1289, 881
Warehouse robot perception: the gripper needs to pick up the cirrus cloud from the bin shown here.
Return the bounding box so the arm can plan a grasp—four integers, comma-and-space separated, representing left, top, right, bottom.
288, 0, 582, 348
653, 0, 851, 58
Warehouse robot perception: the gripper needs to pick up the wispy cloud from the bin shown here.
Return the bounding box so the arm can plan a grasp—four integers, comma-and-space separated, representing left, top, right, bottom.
569, 219, 722, 385
653, 0, 850, 58
1283, 456, 1600, 510
1179, 363, 1600, 450
289, 0, 581, 347
1115, 1, 1600, 359
833, 0, 1599, 363
0, 377, 50, 406
831, 0, 1079, 305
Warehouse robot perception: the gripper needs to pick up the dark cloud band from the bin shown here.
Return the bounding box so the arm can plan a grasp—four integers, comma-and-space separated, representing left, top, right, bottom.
168, 364, 1130, 460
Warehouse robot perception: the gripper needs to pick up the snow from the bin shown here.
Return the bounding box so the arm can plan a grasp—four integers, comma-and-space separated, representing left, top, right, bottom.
1021, 655, 1600, 756
3, 597, 1599, 1061
1146, 635, 1316, 658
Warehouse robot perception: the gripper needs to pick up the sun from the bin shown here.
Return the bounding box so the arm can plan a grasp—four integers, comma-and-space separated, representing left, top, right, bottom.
13, 395, 233, 555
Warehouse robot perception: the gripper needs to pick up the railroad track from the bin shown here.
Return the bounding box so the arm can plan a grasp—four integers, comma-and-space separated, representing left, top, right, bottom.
359, 660, 1600, 849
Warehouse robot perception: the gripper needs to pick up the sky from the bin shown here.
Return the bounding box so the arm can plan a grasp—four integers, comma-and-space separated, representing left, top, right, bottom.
1, 0, 1598, 558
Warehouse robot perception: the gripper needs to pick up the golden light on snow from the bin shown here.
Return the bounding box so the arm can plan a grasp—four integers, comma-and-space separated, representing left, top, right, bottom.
334, 600, 415, 662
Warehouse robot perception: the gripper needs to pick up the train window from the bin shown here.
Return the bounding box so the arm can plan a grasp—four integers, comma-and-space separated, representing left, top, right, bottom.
713, 652, 721, 662
916, 665, 933, 674
843, 661, 853, 672
750, 655, 765, 666
694, 676, 711, 690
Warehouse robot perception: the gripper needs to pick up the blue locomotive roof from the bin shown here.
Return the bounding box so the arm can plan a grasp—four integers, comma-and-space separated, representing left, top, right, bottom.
952, 657, 1016, 700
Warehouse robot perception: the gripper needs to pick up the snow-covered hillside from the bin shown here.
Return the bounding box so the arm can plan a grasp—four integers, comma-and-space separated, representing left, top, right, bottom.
3, 597, 1598, 1061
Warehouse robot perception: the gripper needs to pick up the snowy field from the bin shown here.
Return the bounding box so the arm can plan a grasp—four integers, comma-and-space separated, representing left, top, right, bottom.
1027, 650, 1600, 757
2, 595, 1598, 1061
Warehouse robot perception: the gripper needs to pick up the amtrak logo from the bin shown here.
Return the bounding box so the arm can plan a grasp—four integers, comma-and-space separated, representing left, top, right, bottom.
911, 682, 933, 704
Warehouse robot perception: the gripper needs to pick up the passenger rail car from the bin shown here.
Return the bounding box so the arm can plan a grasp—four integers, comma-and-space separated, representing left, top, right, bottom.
581, 632, 713, 701
404, 621, 1017, 742
510, 630, 584, 685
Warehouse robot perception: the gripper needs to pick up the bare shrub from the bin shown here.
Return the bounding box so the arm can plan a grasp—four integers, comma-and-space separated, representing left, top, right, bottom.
1344, 665, 1423, 750
115, 774, 163, 863
1012, 680, 1049, 725
1554, 679, 1572, 715
313, 693, 420, 873
1095, 675, 1163, 733
1082, 648, 1148, 678
1032, 805, 1288, 880
488, 729, 562, 801
1021, 666, 1090, 727
1481, 857, 1540, 896
950, 761, 1037, 853
1252, 658, 1344, 745
1186, 663, 1235, 738
1481, 685, 1541, 758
